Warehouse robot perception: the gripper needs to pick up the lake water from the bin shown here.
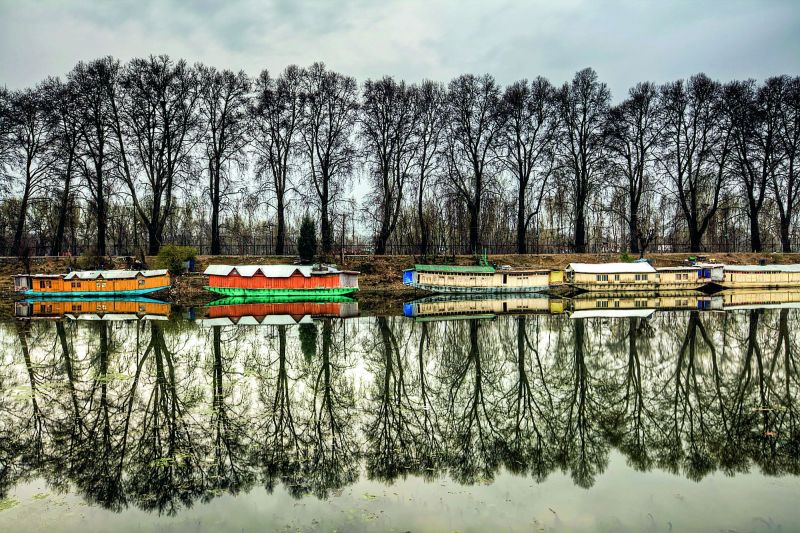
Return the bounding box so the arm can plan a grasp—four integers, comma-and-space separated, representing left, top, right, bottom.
1, 301, 799, 531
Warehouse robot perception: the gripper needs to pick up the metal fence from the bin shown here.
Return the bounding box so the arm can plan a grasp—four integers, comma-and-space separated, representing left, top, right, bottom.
5, 236, 800, 259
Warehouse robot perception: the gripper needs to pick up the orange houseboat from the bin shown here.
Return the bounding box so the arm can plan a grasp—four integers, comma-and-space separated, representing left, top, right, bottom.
13, 269, 171, 297
200, 297, 358, 326
203, 265, 359, 297
15, 297, 171, 320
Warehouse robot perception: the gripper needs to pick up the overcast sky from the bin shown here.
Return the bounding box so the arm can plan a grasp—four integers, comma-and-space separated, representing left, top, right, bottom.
1, 0, 798, 99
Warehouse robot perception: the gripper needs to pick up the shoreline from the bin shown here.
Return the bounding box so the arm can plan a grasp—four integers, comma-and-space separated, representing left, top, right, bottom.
2, 251, 800, 307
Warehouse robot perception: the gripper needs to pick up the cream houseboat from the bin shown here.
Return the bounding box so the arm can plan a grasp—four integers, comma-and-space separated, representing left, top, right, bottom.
720, 264, 800, 289
565, 262, 723, 292
402, 264, 563, 294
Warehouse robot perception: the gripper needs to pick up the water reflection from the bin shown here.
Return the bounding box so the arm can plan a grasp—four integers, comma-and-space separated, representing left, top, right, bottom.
0, 307, 798, 515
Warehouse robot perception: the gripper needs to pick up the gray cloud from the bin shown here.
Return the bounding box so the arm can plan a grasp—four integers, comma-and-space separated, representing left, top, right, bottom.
0, 0, 798, 98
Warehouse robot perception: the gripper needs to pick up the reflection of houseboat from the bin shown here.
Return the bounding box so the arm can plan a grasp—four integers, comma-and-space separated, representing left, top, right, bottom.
565, 263, 724, 292
13, 270, 171, 297
568, 292, 721, 317
721, 288, 800, 309
204, 265, 359, 297
15, 297, 170, 320
403, 294, 565, 321
721, 265, 800, 289
199, 296, 358, 326
402, 264, 563, 294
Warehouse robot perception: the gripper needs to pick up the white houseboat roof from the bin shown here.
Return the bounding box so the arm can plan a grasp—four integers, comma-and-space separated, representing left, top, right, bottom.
204, 264, 356, 277
570, 309, 655, 319
655, 266, 701, 271
199, 315, 315, 327
64, 269, 168, 280
723, 264, 800, 273
566, 262, 657, 274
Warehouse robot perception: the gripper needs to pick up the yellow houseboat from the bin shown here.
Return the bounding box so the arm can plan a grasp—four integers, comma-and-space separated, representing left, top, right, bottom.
12, 269, 171, 297
565, 262, 723, 292
403, 294, 564, 321
721, 265, 800, 289
402, 264, 563, 294
15, 297, 170, 320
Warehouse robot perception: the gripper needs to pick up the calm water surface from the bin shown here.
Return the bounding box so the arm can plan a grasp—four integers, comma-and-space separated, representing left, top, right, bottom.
1, 306, 799, 531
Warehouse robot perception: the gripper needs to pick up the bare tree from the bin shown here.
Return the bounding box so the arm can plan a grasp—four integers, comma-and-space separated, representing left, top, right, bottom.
360, 76, 418, 255
771, 76, 800, 252
499, 77, 558, 253
301, 62, 358, 255
442, 74, 503, 254
45, 78, 82, 256
556, 68, 611, 253
605, 82, 662, 253
657, 74, 733, 252
724, 79, 779, 252
8, 83, 57, 254
251, 65, 305, 255
69, 57, 120, 257
197, 65, 251, 255
113, 55, 200, 255
410, 81, 446, 256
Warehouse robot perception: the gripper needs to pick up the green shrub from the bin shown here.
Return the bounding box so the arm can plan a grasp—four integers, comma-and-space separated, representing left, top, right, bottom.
156, 245, 197, 274
298, 214, 317, 263
620, 251, 634, 263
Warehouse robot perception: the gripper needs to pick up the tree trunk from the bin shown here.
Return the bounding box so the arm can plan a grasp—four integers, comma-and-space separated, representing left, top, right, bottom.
210, 167, 221, 255
749, 204, 762, 252
574, 211, 586, 254
147, 223, 162, 256
779, 219, 791, 253
417, 175, 428, 256
629, 209, 639, 254
468, 203, 480, 254
516, 184, 527, 254
689, 224, 702, 253
320, 191, 332, 255
51, 155, 74, 256
12, 190, 30, 255
275, 194, 285, 255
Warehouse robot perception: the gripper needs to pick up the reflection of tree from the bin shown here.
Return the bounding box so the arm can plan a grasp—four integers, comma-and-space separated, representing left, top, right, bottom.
207, 326, 254, 496
441, 321, 502, 484
0, 309, 798, 513
301, 319, 358, 497
554, 319, 609, 488
363, 317, 425, 482
499, 316, 554, 480
126, 322, 205, 515
259, 324, 304, 495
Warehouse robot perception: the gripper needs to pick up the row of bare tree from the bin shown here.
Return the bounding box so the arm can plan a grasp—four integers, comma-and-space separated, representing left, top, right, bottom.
1, 56, 799, 256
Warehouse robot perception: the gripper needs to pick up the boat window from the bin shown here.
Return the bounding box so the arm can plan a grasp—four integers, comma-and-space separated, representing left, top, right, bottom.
614, 274, 620, 281
635, 274, 649, 281
596, 274, 608, 282
138, 279, 146, 286
502, 274, 507, 284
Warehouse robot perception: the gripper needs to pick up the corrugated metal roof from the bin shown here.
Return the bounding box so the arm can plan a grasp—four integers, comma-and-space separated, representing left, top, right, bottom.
63, 269, 168, 280
567, 262, 657, 274
724, 264, 800, 273
204, 264, 347, 278
411, 264, 496, 274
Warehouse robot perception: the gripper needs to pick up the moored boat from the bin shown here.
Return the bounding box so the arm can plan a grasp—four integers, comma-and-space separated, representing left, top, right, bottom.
15, 296, 170, 320
12, 269, 171, 297
565, 262, 723, 292
203, 264, 359, 297
720, 264, 800, 289
402, 264, 562, 294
